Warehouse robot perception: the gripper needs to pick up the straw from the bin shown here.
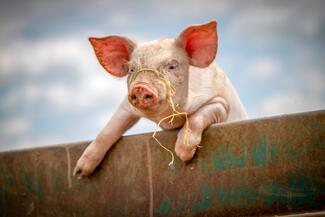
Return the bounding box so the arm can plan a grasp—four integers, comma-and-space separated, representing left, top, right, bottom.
131, 67, 190, 166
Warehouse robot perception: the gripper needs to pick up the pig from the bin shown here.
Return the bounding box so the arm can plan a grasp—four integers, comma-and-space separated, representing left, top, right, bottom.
73, 21, 247, 178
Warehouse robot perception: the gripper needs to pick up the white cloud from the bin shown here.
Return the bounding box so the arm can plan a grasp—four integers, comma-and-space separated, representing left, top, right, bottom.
252, 91, 325, 118
149, 0, 231, 18
303, 70, 325, 96
0, 117, 30, 137
1, 84, 41, 111
226, 1, 324, 42
0, 37, 91, 81
246, 57, 281, 79
0, 35, 129, 111
231, 8, 289, 34
251, 68, 325, 118
1, 76, 126, 112
108, 11, 133, 27
44, 76, 126, 110
299, 15, 320, 36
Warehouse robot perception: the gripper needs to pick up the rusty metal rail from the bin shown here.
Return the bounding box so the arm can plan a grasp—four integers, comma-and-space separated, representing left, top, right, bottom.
0, 110, 324, 217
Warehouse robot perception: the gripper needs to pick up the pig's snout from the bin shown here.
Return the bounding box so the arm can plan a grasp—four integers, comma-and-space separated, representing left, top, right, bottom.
128, 84, 158, 110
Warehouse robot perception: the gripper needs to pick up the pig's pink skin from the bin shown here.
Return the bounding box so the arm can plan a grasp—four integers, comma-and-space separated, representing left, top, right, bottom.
74, 62, 246, 177
74, 21, 247, 178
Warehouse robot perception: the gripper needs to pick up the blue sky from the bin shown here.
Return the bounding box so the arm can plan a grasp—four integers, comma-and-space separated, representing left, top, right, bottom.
0, 0, 324, 151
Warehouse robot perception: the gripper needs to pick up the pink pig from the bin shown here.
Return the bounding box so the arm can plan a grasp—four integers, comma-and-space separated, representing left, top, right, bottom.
73, 21, 247, 178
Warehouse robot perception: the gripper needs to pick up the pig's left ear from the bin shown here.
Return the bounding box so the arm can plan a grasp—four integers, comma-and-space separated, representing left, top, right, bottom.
89, 36, 136, 77
176, 21, 218, 68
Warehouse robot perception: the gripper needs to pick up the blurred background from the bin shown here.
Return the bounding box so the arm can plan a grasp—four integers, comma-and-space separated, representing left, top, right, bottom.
0, 0, 324, 151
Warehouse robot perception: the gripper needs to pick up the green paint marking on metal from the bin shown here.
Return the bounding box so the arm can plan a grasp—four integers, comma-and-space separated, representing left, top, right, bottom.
288, 176, 315, 206
308, 118, 319, 131
216, 188, 226, 207
251, 135, 267, 166
22, 174, 43, 196
192, 186, 212, 215
261, 182, 289, 206
216, 187, 256, 208
261, 176, 317, 207
227, 154, 248, 168
270, 143, 276, 161
1, 166, 13, 187
237, 187, 256, 207
23, 174, 31, 193
199, 159, 206, 171
157, 195, 172, 216
199, 159, 213, 175
175, 200, 186, 213
52, 175, 59, 192
0, 187, 6, 216
318, 179, 325, 194
52, 175, 68, 193
34, 176, 43, 197
281, 140, 300, 159
212, 144, 248, 171
213, 158, 225, 171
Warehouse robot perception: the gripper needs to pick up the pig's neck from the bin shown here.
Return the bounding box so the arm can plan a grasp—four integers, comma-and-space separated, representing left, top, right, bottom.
172, 89, 188, 111
172, 70, 189, 111
144, 103, 177, 120
146, 105, 187, 130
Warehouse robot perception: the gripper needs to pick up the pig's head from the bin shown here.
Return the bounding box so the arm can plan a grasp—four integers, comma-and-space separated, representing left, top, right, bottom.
89, 21, 218, 115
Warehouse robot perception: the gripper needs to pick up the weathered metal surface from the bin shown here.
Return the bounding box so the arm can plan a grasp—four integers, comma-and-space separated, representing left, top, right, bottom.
0, 110, 324, 217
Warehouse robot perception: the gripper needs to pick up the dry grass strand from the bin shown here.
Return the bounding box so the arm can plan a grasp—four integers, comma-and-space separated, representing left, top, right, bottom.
135, 68, 190, 166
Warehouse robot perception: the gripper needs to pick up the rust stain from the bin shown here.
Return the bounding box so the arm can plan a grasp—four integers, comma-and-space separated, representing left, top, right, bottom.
64, 145, 72, 189
146, 141, 154, 217
0, 110, 324, 217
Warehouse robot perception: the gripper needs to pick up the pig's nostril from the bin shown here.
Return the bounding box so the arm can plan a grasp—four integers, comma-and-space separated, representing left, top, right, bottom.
129, 84, 157, 109
131, 94, 137, 100
144, 94, 153, 100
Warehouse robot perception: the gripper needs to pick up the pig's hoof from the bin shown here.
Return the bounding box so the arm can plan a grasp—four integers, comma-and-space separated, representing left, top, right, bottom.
73, 166, 84, 179
73, 163, 95, 179
73, 156, 99, 178
176, 148, 196, 162
73, 164, 92, 179
72, 166, 93, 179
175, 128, 202, 162
73, 158, 98, 177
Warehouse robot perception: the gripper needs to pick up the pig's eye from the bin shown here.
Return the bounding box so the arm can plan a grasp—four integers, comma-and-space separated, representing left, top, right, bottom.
129, 68, 135, 73
167, 60, 179, 72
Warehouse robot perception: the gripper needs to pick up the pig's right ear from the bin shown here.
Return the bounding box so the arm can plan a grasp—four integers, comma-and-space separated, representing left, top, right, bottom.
176, 21, 218, 68
89, 36, 136, 77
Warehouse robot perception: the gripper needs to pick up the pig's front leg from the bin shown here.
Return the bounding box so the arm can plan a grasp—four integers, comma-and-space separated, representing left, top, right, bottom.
73, 100, 139, 178
175, 97, 229, 162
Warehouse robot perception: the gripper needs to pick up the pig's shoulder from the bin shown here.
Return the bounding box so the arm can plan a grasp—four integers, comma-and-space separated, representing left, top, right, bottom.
184, 63, 228, 113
